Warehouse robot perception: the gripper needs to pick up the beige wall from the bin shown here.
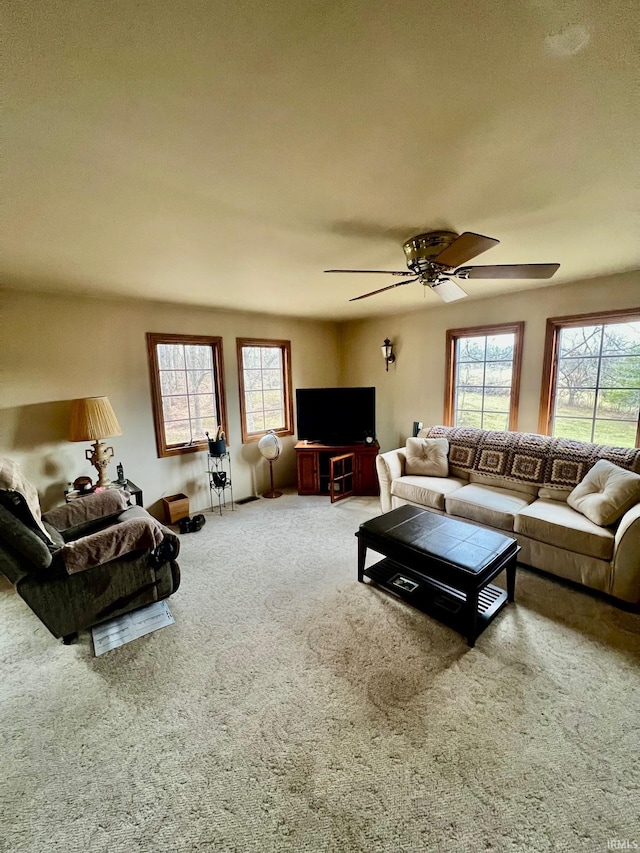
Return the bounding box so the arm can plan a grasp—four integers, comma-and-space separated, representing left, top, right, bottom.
339, 272, 640, 451
2, 273, 637, 516
0, 289, 340, 515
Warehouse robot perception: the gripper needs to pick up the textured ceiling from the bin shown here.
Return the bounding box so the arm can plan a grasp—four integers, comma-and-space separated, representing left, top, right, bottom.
3, 0, 639, 320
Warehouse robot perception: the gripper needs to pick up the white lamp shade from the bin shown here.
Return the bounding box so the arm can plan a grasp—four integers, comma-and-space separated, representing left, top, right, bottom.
69, 397, 122, 441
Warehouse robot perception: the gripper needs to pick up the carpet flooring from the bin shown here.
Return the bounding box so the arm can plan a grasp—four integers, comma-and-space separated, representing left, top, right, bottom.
1, 492, 639, 853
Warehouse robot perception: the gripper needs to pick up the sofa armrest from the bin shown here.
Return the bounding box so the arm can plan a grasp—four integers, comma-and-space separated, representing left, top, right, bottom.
0, 503, 54, 577
376, 449, 406, 513
42, 490, 130, 532
610, 504, 640, 605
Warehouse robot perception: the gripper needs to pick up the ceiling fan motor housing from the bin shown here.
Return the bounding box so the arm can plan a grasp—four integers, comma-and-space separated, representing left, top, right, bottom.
403, 231, 458, 276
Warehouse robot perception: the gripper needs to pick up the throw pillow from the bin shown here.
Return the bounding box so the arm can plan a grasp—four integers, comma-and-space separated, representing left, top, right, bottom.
567, 459, 640, 527
405, 438, 449, 477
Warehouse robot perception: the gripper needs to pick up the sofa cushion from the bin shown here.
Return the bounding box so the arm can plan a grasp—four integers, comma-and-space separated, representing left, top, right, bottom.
538, 486, 573, 502
470, 472, 538, 498
567, 459, 640, 527
514, 499, 615, 560
405, 438, 449, 477
445, 484, 535, 532
391, 476, 466, 511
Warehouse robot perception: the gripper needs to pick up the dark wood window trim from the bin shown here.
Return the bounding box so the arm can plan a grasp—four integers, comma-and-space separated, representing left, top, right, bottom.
146, 332, 228, 458
444, 321, 524, 430
236, 337, 294, 444
538, 307, 640, 446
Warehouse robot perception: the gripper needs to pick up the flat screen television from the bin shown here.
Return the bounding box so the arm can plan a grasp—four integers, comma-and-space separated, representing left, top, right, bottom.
296, 387, 376, 445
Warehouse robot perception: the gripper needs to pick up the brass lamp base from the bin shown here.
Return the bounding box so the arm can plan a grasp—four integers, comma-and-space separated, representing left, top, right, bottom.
86, 440, 115, 487
262, 489, 283, 499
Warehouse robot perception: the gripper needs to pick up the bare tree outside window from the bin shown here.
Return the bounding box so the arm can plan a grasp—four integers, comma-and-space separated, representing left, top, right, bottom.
236, 338, 293, 443
550, 319, 640, 447
444, 323, 524, 431
147, 333, 228, 457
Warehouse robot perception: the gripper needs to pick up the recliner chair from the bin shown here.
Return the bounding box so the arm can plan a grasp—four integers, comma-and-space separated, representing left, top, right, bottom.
0, 458, 180, 644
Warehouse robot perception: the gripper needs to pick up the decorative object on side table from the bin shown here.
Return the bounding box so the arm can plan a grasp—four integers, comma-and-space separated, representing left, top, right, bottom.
69, 396, 122, 487
258, 430, 283, 499
73, 476, 93, 494
66, 479, 144, 507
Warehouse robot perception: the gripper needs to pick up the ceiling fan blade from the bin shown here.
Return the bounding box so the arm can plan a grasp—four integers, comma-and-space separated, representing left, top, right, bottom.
433, 232, 499, 268
430, 279, 468, 303
456, 263, 560, 280
325, 269, 414, 276
349, 277, 419, 301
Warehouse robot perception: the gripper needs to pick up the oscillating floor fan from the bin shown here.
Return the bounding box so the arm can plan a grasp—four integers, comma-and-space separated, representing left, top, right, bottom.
258, 431, 283, 499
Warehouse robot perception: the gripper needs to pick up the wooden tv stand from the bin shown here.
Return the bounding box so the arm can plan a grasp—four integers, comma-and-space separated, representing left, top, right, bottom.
295, 441, 379, 498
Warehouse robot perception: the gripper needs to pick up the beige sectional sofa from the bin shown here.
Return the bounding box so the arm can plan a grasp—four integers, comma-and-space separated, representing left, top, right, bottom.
375, 425, 640, 606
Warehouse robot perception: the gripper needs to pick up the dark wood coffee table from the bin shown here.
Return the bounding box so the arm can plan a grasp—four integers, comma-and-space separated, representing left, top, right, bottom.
356, 505, 519, 646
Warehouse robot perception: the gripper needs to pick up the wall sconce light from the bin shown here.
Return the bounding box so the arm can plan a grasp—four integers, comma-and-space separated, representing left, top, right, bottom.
381, 338, 396, 371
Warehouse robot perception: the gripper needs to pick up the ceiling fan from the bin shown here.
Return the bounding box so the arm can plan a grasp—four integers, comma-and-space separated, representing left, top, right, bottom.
325, 230, 560, 303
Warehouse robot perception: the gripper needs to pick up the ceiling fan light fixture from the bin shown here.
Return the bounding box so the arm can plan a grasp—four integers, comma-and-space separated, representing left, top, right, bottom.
430, 278, 468, 303
328, 229, 560, 303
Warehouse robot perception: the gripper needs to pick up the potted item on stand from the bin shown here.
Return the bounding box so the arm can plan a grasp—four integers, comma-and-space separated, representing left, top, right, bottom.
206, 426, 226, 457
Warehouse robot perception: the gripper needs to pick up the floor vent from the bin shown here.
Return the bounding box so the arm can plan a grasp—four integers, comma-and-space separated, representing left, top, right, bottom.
235, 495, 260, 505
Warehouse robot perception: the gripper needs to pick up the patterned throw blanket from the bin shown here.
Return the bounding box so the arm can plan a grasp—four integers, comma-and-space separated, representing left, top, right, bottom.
422, 426, 640, 489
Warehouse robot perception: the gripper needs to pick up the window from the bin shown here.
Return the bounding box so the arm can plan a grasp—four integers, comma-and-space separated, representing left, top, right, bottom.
539, 309, 640, 448
146, 333, 228, 458
444, 322, 524, 431
236, 338, 293, 443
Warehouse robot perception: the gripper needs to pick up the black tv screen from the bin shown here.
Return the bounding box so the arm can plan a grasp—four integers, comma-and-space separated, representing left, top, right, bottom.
296, 387, 376, 444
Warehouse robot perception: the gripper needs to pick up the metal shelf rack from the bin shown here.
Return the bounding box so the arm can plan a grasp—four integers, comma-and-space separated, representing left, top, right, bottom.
207, 452, 234, 515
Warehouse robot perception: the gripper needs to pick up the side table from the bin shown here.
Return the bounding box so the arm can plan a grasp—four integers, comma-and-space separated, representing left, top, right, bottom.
65, 479, 143, 507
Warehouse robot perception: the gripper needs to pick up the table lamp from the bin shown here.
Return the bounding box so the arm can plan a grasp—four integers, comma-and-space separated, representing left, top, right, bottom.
69, 396, 122, 487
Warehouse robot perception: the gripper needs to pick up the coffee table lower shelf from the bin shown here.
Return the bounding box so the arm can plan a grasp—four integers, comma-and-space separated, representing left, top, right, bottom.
363, 557, 509, 643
